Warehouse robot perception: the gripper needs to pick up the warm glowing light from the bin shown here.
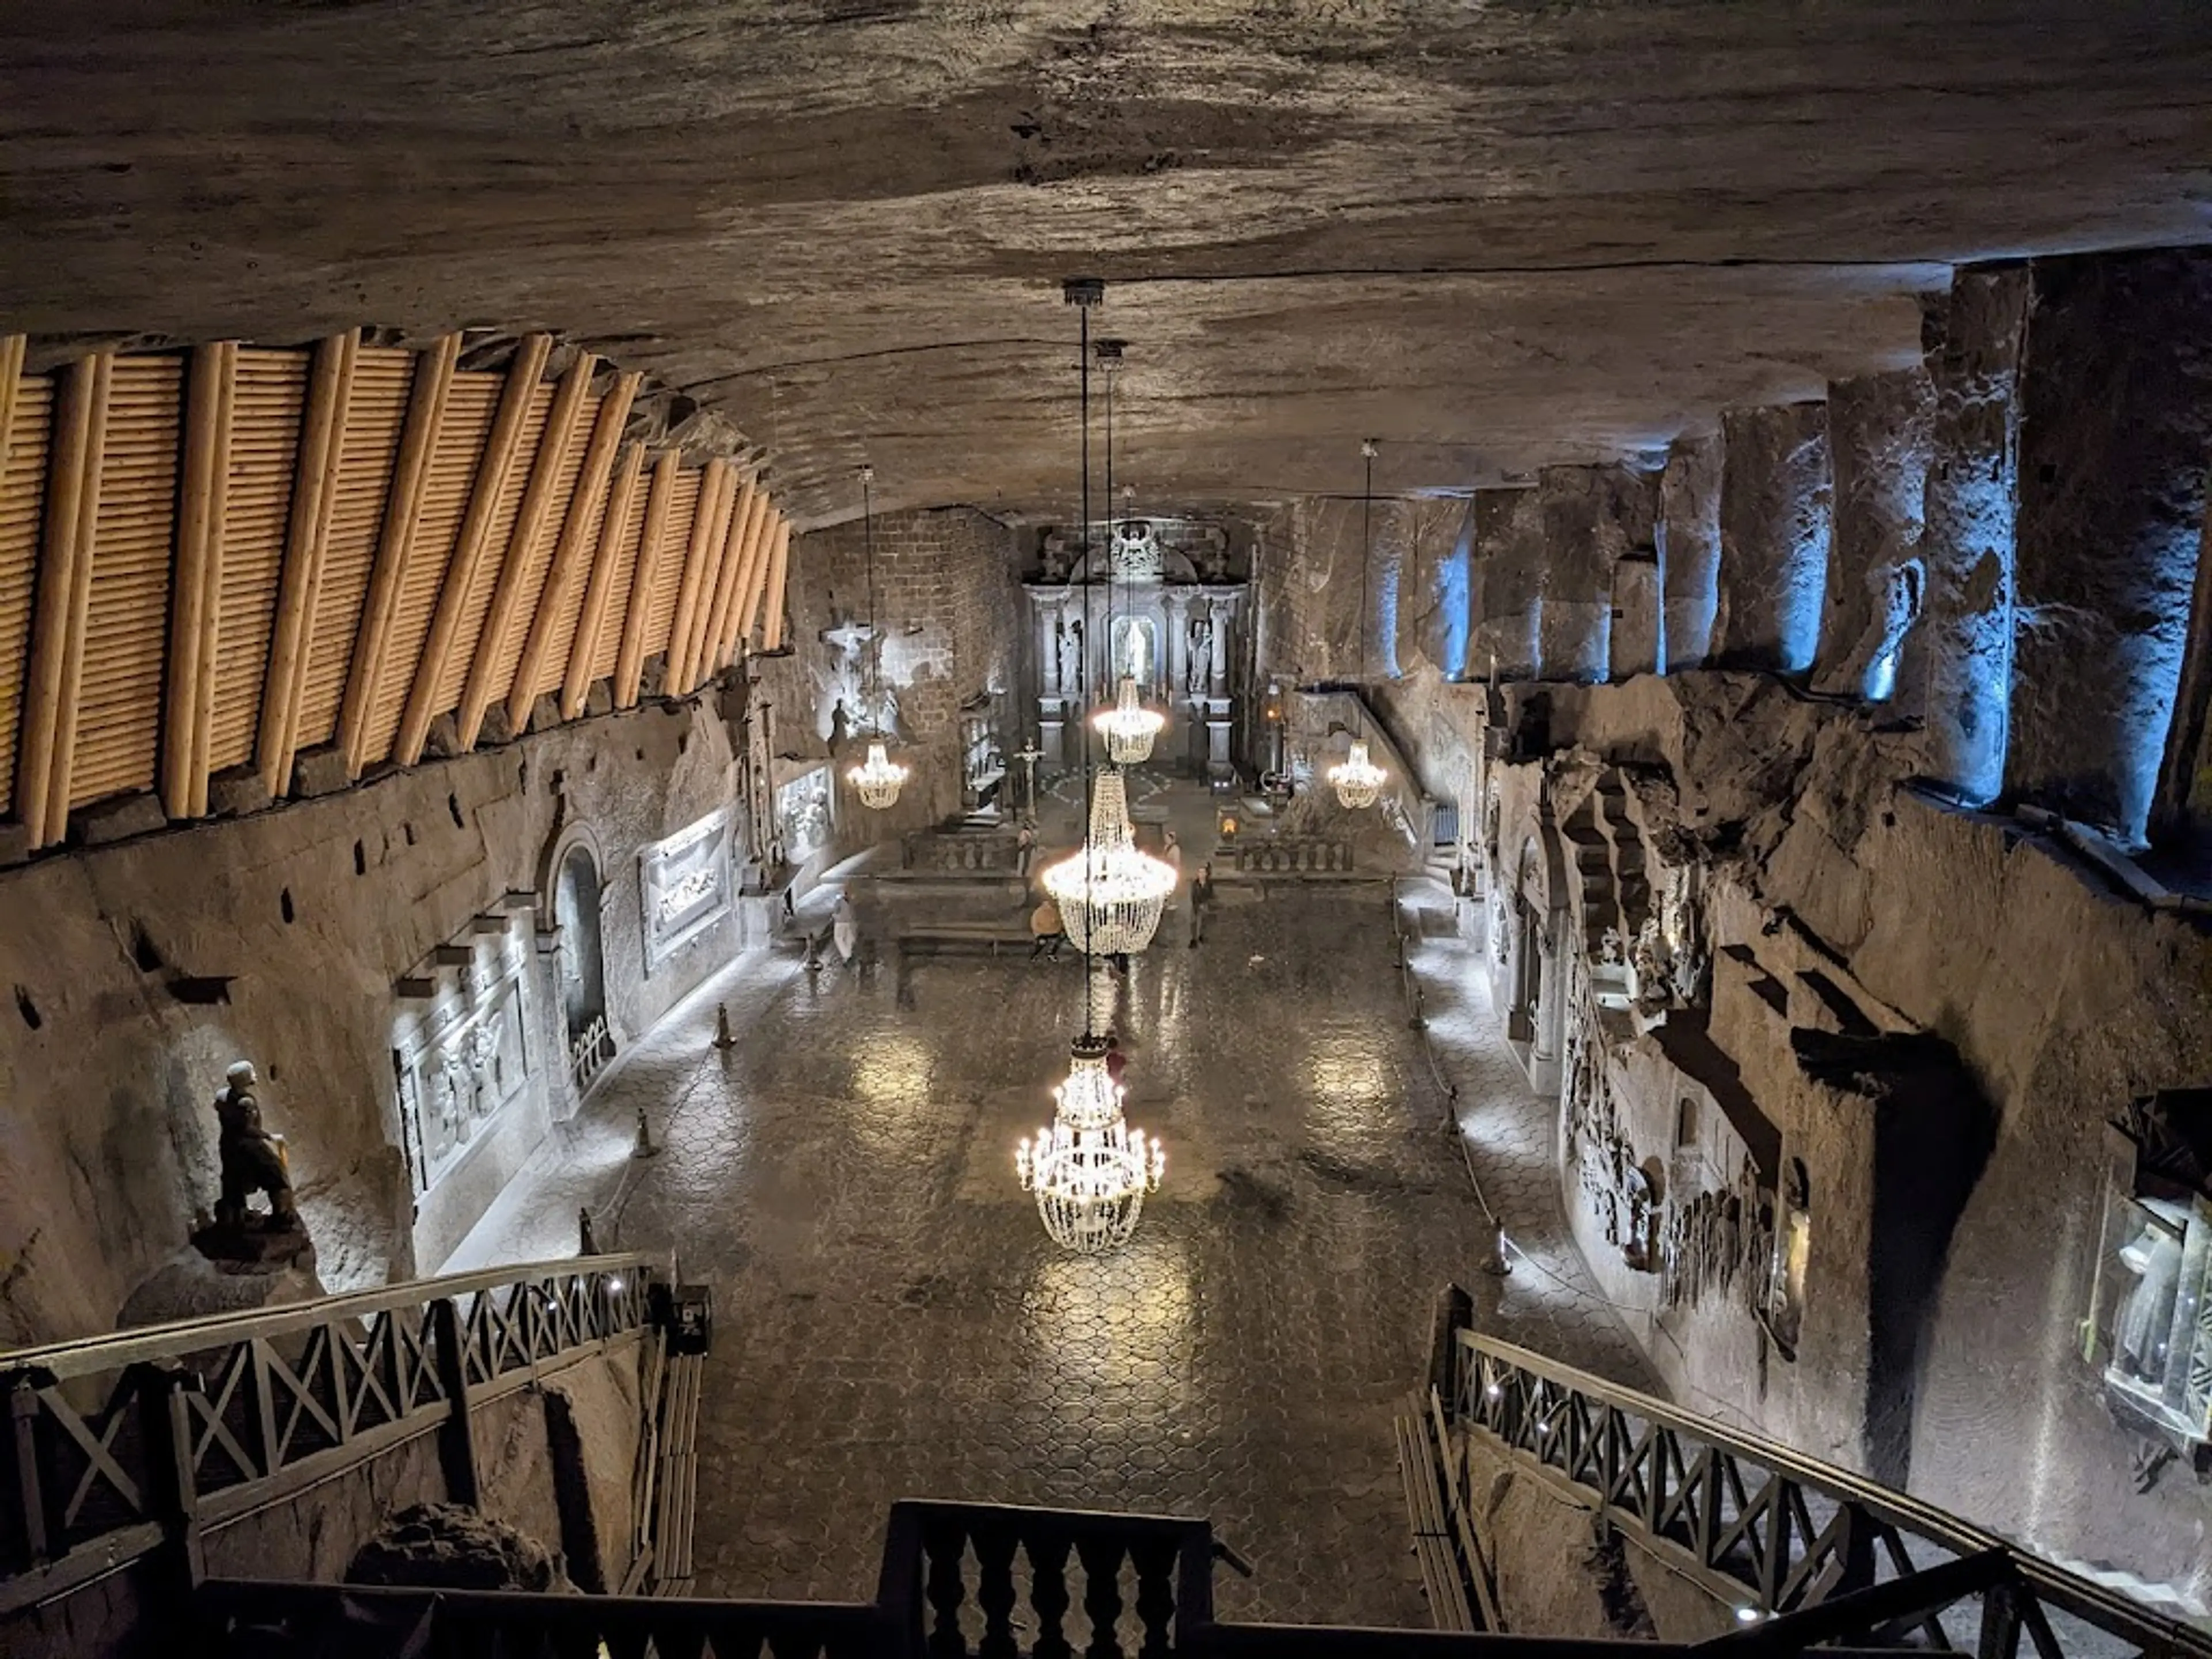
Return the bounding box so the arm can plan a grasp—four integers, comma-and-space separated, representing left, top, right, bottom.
1041, 771, 1177, 955
1091, 674, 1165, 765
1328, 738, 1386, 810
849, 740, 908, 810
1016, 1038, 1165, 1253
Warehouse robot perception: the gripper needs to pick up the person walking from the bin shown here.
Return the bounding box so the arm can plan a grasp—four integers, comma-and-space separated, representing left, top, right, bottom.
1029, 895, 1065, 960
1160, 827, 1184, 909
832, 892, 860, 967
1188, 859, 1214, 948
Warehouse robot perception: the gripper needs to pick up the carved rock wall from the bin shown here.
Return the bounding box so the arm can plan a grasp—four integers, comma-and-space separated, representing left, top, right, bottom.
0, 697, 741, 1346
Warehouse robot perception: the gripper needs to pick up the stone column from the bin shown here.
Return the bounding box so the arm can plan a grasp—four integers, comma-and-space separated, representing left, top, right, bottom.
1611, 558, 1662, 679
1916, 266, 2028, 806
1813, 368, 1936, 701
1717, 403, 1832, 673
2008, 248, 2212, 844
1539, 465, 1628, 683
1660, 433, 1723, 669
1471, 487, 1544, 679
1208, 594, 1230, 695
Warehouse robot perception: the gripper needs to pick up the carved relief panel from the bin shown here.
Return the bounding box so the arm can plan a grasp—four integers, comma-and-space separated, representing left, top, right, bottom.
641, 808, 733, 974
395, 927, 532, 1196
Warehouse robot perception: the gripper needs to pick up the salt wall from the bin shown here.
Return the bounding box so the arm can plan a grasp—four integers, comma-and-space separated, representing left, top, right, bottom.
0, 692, 747, 1346
752, 505, 1021, 853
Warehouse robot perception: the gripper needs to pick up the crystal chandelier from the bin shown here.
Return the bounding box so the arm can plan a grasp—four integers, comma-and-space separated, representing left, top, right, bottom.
851, 740, 906, 809
1041, 770, 1176, 954
1093, 674, 1165, 764
1329, 738, 1387, 810
1017, 1035, 1164, 1253
846, 464, 907, 810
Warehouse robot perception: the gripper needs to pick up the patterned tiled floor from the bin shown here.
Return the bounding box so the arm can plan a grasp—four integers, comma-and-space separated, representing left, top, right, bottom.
451, 842, 1648, 1626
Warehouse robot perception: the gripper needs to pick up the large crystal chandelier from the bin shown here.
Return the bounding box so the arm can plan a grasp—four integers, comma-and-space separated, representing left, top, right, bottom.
846, 464, 907, 810
1094, 675, 1165, 764
1017, 1035, 1165, 1254
1330, 738, 1387, 809
1041, 770, 1176, 954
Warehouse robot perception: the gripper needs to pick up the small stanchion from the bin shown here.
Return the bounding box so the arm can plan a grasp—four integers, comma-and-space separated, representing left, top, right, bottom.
713, 1003, 738, 1050
1478, 1223, 1512, 1278
632, 1105, 661, 1160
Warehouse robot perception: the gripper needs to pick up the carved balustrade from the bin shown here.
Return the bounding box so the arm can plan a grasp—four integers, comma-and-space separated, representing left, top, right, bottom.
902, 831, 1025, 874
0, 1254, 657, 1615
1230, 838, 1355, 876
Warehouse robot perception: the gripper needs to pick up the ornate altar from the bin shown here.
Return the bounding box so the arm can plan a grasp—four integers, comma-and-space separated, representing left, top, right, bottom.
1024, 516, 1250, 782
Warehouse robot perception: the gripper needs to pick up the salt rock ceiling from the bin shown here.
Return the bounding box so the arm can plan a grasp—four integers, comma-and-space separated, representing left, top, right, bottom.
2, 1, 2209, 527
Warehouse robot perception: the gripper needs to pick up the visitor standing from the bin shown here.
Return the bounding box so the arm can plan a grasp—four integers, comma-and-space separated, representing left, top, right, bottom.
832, 892, 859, 966
1160, 828, 1183, 908
1188, 860, 1214, 948
1029, 895, 1065, 960
1016, 823, 1035, 877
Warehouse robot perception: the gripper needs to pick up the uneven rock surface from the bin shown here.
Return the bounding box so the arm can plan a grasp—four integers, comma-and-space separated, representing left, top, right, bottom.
5, 3, 2210, 521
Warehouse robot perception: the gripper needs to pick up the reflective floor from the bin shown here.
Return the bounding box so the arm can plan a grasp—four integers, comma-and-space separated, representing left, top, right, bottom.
453, 851, 1648, 1626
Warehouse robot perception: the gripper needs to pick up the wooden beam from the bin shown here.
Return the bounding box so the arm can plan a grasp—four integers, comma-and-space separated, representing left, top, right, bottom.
561, 440, 643, 719
756, 514, 794, 651
0, 335, 24, 520
715, 484, 773, 671
458, 353, 594, 749
662, 459, 726, 699
503, 370, 639, 734
394, 333, 552, 766
675, 464, 741, 693
259, 331, 357, 797
733, 506, 781, 649
338, 333, 459, 777
24, 354, 112, 847
614, 450, 677, 707
164, 342, 237, 819
700, 480, 762, 683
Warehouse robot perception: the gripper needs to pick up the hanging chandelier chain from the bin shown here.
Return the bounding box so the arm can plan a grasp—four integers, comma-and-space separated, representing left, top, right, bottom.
862, 464, 877, 717
1359, 439, 1375, 683
1078, 290, 1097, 1024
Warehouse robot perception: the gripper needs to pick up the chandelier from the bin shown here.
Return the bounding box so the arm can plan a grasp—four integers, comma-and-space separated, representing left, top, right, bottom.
1017, 1036, 1164, 1253
1329, 738, 1387, 810
846, 464, 907, 810
1093, 675, 1165, 764
851, 740, 907, 809
1041, 770, 1176, 955
1332, 438, 1387, 811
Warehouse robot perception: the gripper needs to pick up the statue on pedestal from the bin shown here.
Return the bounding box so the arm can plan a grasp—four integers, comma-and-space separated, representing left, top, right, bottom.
203, 1060, 301, 1245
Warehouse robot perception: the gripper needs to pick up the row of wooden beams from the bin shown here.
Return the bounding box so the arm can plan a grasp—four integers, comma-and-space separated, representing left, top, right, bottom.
162, 342, 237, 819
340, 334, 459, 778
563, 441, 644, 719
395, 333, 551, 767
724, 497, 775, 669
17, 353, 112, 849
760, 516, 793, 652
506, 369, 639, 735
0, 337, 24, 533
460, 353, 594, 751
258, 331, 358, 797
699, 480, 763, 691
664, 457, 727, 702
616, 452, 677, 707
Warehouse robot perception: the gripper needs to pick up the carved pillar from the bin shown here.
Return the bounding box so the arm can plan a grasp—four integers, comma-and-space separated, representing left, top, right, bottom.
1813, 367, 1935, 702
1208, 593, 1230, 694
1660, 433, 1723, 670
2008, 248, 2212, 844
1471, 488, 1544, 679
1916, 266, 2028, 806
1716, 402, 1832, 673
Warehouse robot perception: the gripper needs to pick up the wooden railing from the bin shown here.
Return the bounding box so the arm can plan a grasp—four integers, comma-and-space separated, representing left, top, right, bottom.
1448, 1330, 2212, 1659
0, 1253, 658, 1616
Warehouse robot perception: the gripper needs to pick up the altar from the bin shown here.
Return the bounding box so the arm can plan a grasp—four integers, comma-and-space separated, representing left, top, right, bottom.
1022, 515, 1250, 782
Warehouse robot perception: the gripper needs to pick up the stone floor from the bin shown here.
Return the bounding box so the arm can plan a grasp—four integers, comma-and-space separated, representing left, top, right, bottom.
450, 808, 1649, 1627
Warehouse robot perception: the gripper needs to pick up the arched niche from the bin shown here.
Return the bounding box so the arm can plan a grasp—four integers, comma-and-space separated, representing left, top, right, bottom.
540, 823, 615, 1094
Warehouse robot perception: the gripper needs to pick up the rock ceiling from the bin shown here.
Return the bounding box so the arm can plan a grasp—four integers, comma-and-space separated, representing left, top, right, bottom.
2, 1, 2209, 527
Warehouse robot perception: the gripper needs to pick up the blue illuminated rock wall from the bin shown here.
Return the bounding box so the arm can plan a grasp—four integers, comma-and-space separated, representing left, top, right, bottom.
1716, 402, 1832, 673
1660, 433, 1724, 670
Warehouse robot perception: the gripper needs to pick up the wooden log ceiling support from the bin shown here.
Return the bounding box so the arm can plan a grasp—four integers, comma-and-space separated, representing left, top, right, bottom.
459, 352, 594, 751
395, 332, 552, 767
0, 335, 24, 509
717, 486, 774, 671
614, 450, 677, 707
338, 333, 459, 777
698, 479, 763, 685
674, 463, 742, 694
502, 368, 639, 734
733, 508, 782, 651
162, 340, 237, 820
259, 330, 358, 797
17, 353, 111, 849
758, 514, 795, 652
662, 459, 729, 700
561, 440, 644, 719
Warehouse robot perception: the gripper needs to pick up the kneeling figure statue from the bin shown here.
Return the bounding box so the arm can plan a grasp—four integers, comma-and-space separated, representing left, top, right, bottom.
214, 1060, 297, 1230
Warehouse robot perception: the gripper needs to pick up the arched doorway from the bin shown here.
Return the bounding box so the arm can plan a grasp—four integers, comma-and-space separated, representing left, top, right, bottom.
555, 845, 614, 1094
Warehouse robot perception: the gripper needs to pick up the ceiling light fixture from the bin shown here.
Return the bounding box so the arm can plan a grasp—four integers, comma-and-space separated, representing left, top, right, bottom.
1089, 340, 1163, 765
847, 463, 908, 810
1330, 438, 1389, 810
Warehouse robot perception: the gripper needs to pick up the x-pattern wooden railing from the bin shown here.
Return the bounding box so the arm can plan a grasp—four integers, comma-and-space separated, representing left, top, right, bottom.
1450, 1332, 2212, 1659
1, 1253, 657, 1616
